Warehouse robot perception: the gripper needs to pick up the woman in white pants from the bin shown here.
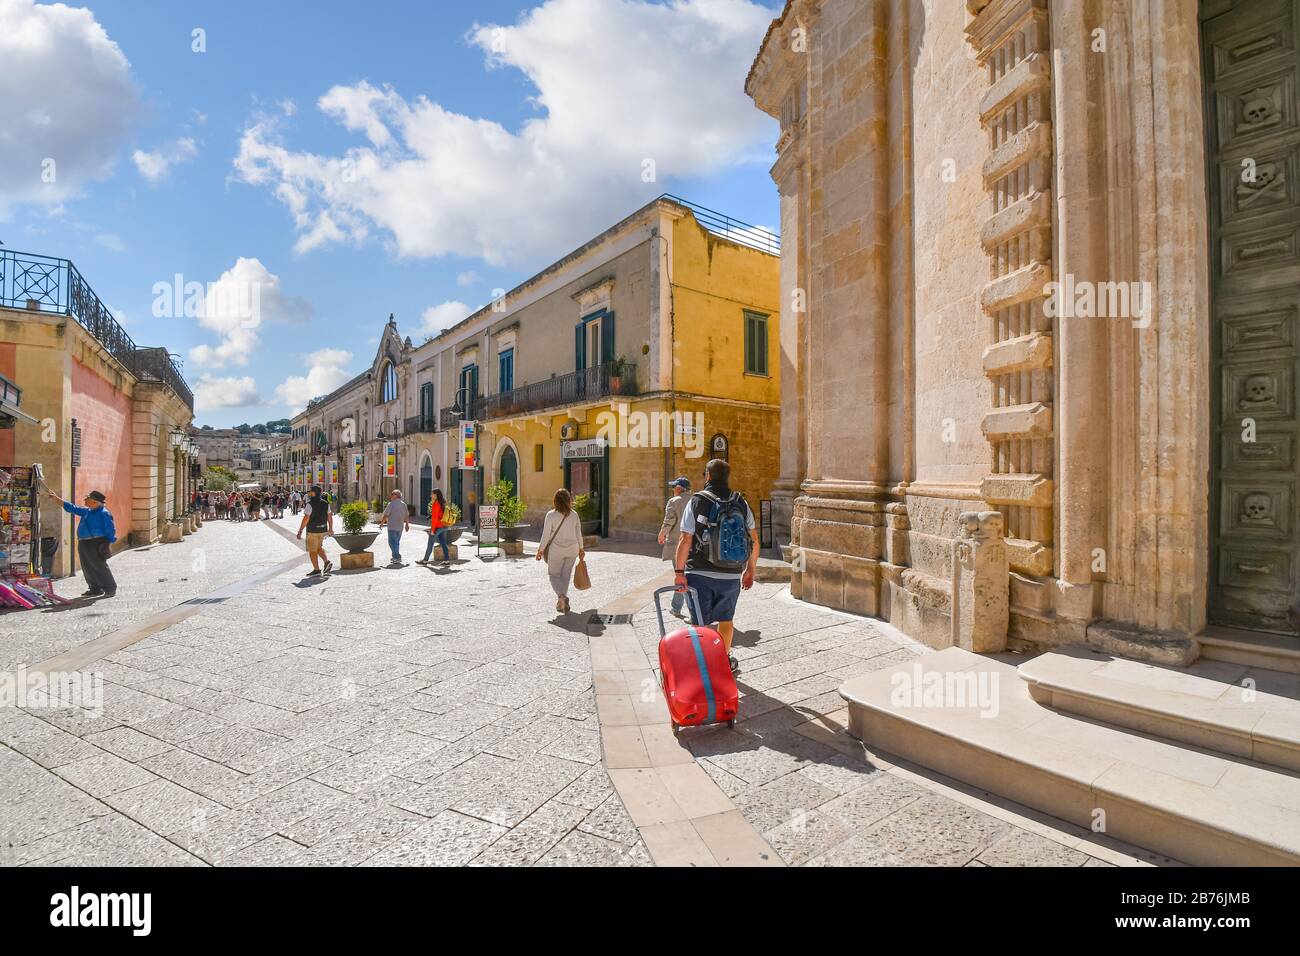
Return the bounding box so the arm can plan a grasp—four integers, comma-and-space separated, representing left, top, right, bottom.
537, 488, 585, 614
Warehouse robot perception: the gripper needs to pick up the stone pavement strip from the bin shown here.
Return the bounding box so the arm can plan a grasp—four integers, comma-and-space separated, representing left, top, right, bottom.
1, 517, 1175, 867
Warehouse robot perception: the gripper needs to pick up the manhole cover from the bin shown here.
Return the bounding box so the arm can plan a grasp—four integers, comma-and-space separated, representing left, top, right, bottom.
593, 613, 633, 625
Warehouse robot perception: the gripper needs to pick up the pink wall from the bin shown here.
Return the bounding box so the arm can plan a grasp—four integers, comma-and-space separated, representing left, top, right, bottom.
70, 357, 134, 538
0, 343, 15, 466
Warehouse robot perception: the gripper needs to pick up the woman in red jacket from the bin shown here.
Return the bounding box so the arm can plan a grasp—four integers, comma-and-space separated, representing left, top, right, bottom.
417, 488, 453, 566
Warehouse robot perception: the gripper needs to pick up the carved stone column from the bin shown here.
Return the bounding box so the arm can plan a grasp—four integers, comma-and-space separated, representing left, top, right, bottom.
966, 0, 1057, 592
952, 511, 1010, 653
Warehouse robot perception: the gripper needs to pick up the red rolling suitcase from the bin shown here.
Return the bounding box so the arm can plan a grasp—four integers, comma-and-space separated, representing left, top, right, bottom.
654, 585, 739, 735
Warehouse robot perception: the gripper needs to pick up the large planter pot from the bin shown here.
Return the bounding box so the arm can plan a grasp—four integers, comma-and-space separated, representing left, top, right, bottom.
333, 531, 379, 554
444, 526, 465, 545
499, 524, 529, 543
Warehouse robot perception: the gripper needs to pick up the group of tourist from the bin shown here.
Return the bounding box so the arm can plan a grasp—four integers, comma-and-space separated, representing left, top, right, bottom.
53, 459, 761, 675
198, 488, 308, 522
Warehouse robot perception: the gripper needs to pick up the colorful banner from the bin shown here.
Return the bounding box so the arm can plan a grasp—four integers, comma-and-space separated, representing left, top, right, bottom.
460, 421, 477, 469
329, 460, 339, 486
384, 443, 397, 478
353, 454, 363, 482
314, 460, 324, 485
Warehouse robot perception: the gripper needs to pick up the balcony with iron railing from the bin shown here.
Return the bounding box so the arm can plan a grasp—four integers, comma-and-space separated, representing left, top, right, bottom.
0, 249, 193, 411
480, 361, 638, 420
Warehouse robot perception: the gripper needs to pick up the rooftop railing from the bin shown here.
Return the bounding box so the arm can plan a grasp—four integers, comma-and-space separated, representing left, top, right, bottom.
659, 194, 780, 256
0, 249, 192, 411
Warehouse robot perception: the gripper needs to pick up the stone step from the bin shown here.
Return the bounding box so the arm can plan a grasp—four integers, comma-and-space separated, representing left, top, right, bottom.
1199, 625, 1300, 676
839, 647, 1300, 866
754, 556, 791, 583
1019, 646, 1300, 773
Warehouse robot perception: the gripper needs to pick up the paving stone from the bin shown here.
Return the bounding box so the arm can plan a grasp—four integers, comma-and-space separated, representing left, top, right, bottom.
763, 808, 853, 866
362, 810, 506, 866
975, 828, 1092, 867
53, 752, 159, 798
818, 773, 928, 832
735, 771, 837, 834
554, 765, 615, 811
857, 793, 1013, 866
576, 793, 641, 846
103, 779, 223, 836
82, 725, 176, 763
1, 788, 111, 854
536, 828, 632, 867
15, 812, 205, 867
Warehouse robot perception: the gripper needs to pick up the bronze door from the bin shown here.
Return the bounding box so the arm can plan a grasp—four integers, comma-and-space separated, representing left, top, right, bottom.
1204, 0, 1300, 634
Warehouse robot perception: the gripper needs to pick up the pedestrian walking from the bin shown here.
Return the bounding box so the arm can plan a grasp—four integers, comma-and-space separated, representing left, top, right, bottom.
536, 488, 585, 614
48, 489, 118, 598
378, 489, 410, 566
658, 475, 691, 618
296, 485, 333, 576
673, 458, 758, 675
417, 488, 453, 567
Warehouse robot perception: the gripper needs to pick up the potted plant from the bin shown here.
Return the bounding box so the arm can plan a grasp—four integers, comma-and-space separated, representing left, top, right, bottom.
334, 502, 379, 554
442, 502, 465, 544
487, 478, 529, 541
609, 355, 630, 394
573, 492, 599, 535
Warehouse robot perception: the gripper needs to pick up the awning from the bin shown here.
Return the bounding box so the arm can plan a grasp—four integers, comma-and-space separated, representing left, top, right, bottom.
0, 398, 39, 427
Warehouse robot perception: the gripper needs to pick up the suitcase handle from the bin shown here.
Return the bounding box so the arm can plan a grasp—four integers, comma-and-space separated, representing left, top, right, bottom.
653, 584, 704, 638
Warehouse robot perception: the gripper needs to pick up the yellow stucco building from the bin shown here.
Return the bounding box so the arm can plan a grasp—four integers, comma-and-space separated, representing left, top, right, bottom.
292, 197, 781, 543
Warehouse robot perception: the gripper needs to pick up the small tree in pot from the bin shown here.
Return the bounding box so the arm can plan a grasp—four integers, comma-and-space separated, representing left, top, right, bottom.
487, 478, 528, 542
334, 502, 380, 554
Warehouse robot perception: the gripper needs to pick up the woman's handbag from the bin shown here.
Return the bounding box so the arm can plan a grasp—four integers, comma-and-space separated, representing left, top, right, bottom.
573, 554, 591, 591
539, 511, 572, 562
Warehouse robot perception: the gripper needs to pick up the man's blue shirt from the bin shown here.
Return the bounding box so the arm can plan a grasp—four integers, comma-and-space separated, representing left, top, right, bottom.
62, 501, 117, 543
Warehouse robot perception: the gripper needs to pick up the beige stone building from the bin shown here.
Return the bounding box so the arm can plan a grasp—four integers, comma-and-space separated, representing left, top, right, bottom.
746, 0, 1300, 863
748, 0, 1299, 661
288, 197, 782, 536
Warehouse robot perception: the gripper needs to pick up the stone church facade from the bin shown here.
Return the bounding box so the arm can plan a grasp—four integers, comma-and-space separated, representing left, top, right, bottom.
748, 0, 1299, 662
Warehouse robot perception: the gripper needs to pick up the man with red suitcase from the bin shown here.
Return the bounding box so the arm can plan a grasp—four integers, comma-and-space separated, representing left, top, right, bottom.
673, 458, 760, 675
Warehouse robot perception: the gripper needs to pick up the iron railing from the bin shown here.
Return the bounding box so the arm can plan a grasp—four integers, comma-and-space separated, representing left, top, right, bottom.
404, 413, 439, 434
660, 194, 780, 255
480, 361, 637, 420
0, 249, 193, 411
440, 396, 482, 431
128, 347, 193, 411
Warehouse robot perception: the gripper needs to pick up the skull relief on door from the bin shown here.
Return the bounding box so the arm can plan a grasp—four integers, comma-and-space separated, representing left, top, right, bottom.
1241, 491, 1274, 525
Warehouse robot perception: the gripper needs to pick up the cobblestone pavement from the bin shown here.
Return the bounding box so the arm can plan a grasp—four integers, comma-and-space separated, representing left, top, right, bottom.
1, 518, 1162, 867
2, 518, 658, 866
630, 586, 1161, 867
1, 521, 301, 671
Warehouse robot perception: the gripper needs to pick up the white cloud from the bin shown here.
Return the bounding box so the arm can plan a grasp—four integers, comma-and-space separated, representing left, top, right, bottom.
132, 137, 198, 183
188, 258, 312, 369
456, 270, 480, 288
96, 232, 125, 252
274, 349, 354, 412
0, 0, 139, 217
420, 301, 472, 336
194, 374, 260, 411
232, 0, 775, 265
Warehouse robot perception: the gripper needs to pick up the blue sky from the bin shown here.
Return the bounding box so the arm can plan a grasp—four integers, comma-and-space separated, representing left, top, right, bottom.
2, 0, 780, 426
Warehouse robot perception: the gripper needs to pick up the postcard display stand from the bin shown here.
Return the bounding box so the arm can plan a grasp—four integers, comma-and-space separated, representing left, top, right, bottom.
0, 465, 60, 610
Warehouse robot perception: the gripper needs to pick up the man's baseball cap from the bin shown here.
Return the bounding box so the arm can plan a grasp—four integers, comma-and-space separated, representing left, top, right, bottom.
86, 490, 106, 503
669, 476, 691, 491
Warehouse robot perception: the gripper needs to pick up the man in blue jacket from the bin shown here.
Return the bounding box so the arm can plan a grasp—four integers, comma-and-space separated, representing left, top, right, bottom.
48, 489, 117, 598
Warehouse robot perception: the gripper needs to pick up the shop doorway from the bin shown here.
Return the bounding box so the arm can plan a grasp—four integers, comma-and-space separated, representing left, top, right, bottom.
419, 458, 433, 517
564, 452, 608, 537
499, 445, 519, 498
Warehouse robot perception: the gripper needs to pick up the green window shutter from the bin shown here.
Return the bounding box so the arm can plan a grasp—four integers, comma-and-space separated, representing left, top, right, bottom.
575, 324, 584, 370
601, 311, 615, 365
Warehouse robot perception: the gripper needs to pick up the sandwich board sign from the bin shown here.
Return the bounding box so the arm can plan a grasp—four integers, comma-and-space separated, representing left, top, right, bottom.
477, 503, 499, 558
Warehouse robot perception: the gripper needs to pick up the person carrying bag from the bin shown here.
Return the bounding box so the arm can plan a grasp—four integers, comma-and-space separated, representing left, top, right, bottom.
537, 488, 586, 613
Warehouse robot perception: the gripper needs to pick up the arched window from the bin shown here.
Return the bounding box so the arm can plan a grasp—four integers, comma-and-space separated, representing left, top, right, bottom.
380, 361, 398, 404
